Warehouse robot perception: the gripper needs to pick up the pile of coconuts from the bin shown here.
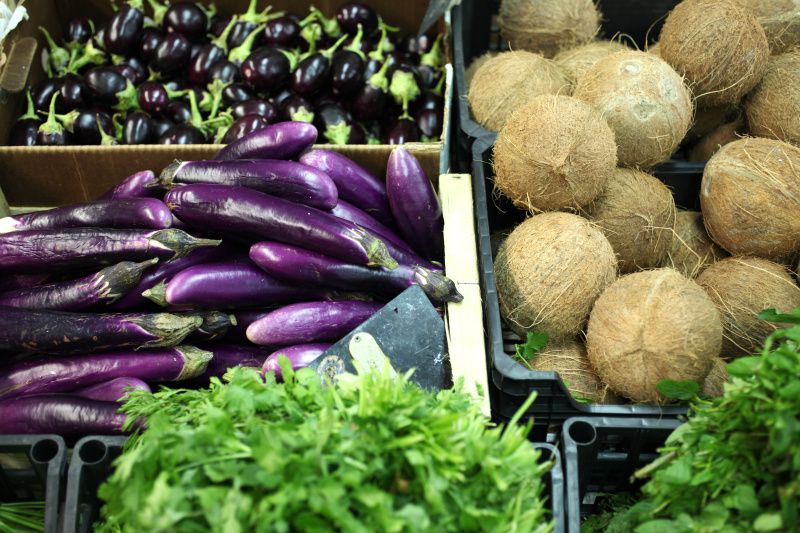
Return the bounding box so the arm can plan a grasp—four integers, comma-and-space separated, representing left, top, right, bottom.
483, 0, 800, 405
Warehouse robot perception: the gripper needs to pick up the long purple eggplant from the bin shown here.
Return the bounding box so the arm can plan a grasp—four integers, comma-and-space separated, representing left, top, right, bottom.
98, 170, 160, 199
0, 308, 202, 354
250, 242, 461, 304
247, 301, 382, 346
261, 343, 332, 380
185, 311, 237, 340
74, 377, 151, 402
0, 346, 211, 399
299, 149, 393, 226
0, 228, 220, 273
0, 394, 131, 437
213, 121, 317, 161
158, 159, 338, 209
0, 259, 158, 311
143, 258, 331, 309
331, 198, 415, 255
386, 147, 444, 260
0, 274, 52, 293
165, 184, 397, 269
228, 310, 274, 341
196, 344, 268, 380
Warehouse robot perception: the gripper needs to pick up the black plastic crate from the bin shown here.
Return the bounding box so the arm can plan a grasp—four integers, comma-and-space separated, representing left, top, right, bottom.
0, 434, 67, 533
560, 417, 682, 532
535, 443, 566, 533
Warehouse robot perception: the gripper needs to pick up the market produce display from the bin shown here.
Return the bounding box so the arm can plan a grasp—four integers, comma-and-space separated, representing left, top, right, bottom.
0, 121, 460, 437
10, 0, 446, 146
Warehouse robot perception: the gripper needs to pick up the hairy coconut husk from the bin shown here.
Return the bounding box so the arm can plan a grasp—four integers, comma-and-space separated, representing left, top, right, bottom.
733, 0, 796, 17
660, 0, 769, 107
585, 168, 677, 273
696, 256, 800, 356
688, 116, 745, 161
498, 0, 600, 58
745, 50, 800, 145
574, 50, 694, 168
465, 52, 498, 90
586, 268, 722, 403
468, 51, 570, 132
700, 137, 800, 260
685, 105, 737, 142
661, 210, 729, 277
493, 94, 617, 212
648, 41, 661, 57
554, 40, 630, 88
527, 339, 619, 403
702, 356, 730, 397
760, 9, 800, 54
495, 212, 617, 340
490, 228, 513, 258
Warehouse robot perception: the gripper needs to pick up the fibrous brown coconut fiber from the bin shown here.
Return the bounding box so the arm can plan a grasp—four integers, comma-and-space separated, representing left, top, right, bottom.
554, 40, 629, 89
760, 8, 800, 54
528, 339, 618, 403
732, 0, 796, 17
685, 105, 737, 142
493, 94, 617, 212
586, 268, 722, 403
701, 357, 730, 397
700, 137, 800, 260
661, 210, 728, 277
660, 0, 769, 107
498, 0, 600, 58
745, 50, 800, 145
495, 212, 617, 340
468, 51, 569, 132
688, 117, 744, 161
585, 167, 677, 273
465, 52, 497, 89
696, 256, 800, 357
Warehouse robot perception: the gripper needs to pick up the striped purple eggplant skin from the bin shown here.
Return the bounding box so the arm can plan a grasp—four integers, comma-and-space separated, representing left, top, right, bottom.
0, 228, 220, 274
165, 184, 397, 269
330, 198, 415, 255
99, 170, 159, 199
74, 377, 151, 402
142, 258, 331, 309
213, 121, 318, 161
0, 394, 131, 437
0, 346, 210, 399
228, 310, 274, 341
0, 308, 202, 354
249, 242, 462, 304
247, 301, 383, 346
0, 259, 158, 311
261, 343, 332, 380
299, 149, 394, 226
0, 198, 173, 234
386, 147, 444, 261
159, 159, 339, 210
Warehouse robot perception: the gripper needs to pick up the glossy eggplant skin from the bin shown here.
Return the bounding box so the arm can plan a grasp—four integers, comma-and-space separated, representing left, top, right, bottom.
387, 118, 420, 145
56, 74, 88, 112
139, 27, 164, 63
222, 115, 270, 143
152, 118, 173, 138
9, 119, 39, 146
314, 103, 353, 145
263, 16, 300, 46
31, 79, 61, 113
84, 67, 128, 107
72, 109, 112, 145
209, 60, 241, 84
292, 54, 332, 96
137, 81, 168, 115
123, 111, 154, 145
331, 51, 364, 96
104, 2, 144, 56
151, 33, 191, 74
231, 99, 277, 120
158, 123, 205, 144
213, 121, 318, 161
222, 83, 255, 106
165, 100, 192, 123
281, 95, 314, 123
336, 3, 378, 36
164, 2, 208, 43
416, 108, 441, 139
99, 170, 159, 200
112, 63, 145, 86
66, 17, 93, 46
242, 48, 292, 94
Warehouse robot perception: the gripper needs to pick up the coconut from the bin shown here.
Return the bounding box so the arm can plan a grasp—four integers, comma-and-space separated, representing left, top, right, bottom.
498, 0, 600, 58
760, 8, 800, 54
648, 41, 661, 56
696, 256, 800, 356
745, 50, 800, 145
685, 105, 737, 142
688, 117, 744, 161
493, 94, 617, 212
467, 51, 570, 132
661, 210, 728, 277
574, 50, 694, 168
554, 40, 629, 88
465, 52, 497, 89
585, 168, 677, 273
495, 212, 617, 340
527, 340, 618, 403
700, 137, 800, 260
660, 0, 769, 107
586, 268, 722, 403
732, 0, 795, 17
702, 357, 729, 397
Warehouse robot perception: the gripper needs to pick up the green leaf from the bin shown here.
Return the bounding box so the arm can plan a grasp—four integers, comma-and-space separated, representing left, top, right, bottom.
757, 308, 800, 324
753, 513, 783, 531
656, 379, 700, 401
724, 485, 760, 516
514, 331, 549, 362
636, 519, 679, 533
726, 356, 761, 377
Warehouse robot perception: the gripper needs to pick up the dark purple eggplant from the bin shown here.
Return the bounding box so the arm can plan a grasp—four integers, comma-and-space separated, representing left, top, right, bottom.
123, 111, 154, 144
331, 23, 366, 96
213, 121, 317, 160
281, 94, 314, 122
186, 311, 237, 340
0, 228, 219, 273
137, 81, 171, 115
111, 63, 142, 86
0, 259, 157, 311
138, 27, 164, 63
386, 147, 443, 260
151, 32, 191, 74
188, 17, 237, 85
208, 59, 241, 84
270, 87, 293, 109
0, 395, 130, 437
262, 344, 331, 380
247, 300, 381, 346
104, 0, 145, 56
85, 67, 139, 111
0, 308, 203, 354
39, 26, 70, 77
58, 73, 88, 111
387, 118, 420, 144
159, 123, 205, 144
413, 86, 444, 115
0, 274, 52, 294
221, 115, 269, 143
416, 108, 442, 140
232, 99, 277, 121
292, 34, 347, 95
37, 94, 69, 146
227, 311, 271, 341
65, 17, 94, 47
142, 258, 330, 309
60, 109, 113, 145
30, 78, 61, 113
299, 149, 393, 226
418, 35, 444, 90
228, 0, 276, 48
165, 184, 397, 269
228, 21, 267, 65
195, 345, 267, 380
351, 57, 391, 122
264, 15, 300, 46
222, 83, 254, 106
164, 100, 192, 123
99, 170, 159, 200
241, 47, 295, 93
74, 377, 151, 402
0, 345, 211, 399
159, 159, 338, 210
336, 3, 378, 36
249, 242, 459, 303
152, 117, 173, 138
330, 199, 414, 255
401, 33, 433, 57
210, 15, 231, 37
164, 2, 208, 43
313, 103, 355, 144
9, 92, 40, 146
0, 198, 172, 233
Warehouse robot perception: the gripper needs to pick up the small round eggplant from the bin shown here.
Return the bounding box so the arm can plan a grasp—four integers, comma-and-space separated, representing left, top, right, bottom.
314, 102, 354, 145
336, 3, 378, 36
104, 0, 144, 56
123, 111, 154, 144
152, 117, 173, 138
71, 109, 113, 144
137, 81, 168, 115
164, 2, 208, 43
158, 123, 205, 144
208, 60, 241, 84
281, 94, 314, 123
387, 118, 420, 144
270, 87, 293, 109
85, 66, 138, 111
222, 83, 254, 106
31, 79, 61, 113
348, 122, 367, 144
138, 27, 164, 64
151, 33, 191, 74
58, 74, 88, 112
292, 34, 347, 96
188, 17, 237, 85
231, 99, 277, 121
222, 114, 270, 143
210, 16, 232, 37
413, 90, 444, 115
241, 47, 293, 93
36, 94, 69, 146
9, 92, 40, 146
165, 100, 192, 123
331, 51, 364, 96
264, 15, 300, 46
416, 108, 441, 140
65, 17, 93, 47
351, 58, 391, 122
112, 62, 145, 85
400, 33, 433, 56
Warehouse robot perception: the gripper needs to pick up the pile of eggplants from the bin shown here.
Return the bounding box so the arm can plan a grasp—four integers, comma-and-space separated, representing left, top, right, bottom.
0, 122, 460, 439
9, 0, 445, 147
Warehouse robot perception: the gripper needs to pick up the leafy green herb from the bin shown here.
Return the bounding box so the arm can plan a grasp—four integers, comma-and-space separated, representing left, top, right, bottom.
655, 379, 700, 401
0, 501, 46, 533
514, 332, 549, 369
